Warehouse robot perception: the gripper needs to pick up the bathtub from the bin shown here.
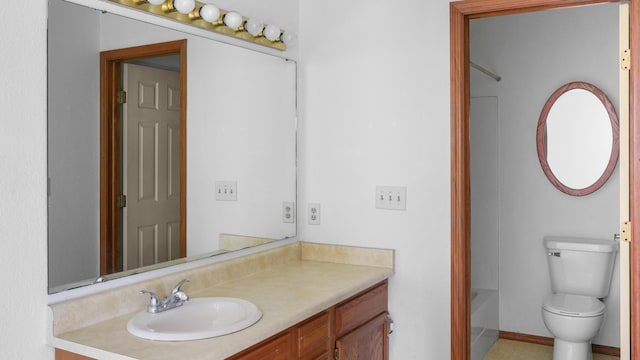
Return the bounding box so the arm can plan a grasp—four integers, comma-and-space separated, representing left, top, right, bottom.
471, 288, 499, 360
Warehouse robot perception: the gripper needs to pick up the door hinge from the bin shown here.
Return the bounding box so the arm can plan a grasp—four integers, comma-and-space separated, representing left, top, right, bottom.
621, 221, 631, 242
116, 194, 127, 208
334, 347, 339, 360
622, 49, 631, 70
117, 90, 127, 104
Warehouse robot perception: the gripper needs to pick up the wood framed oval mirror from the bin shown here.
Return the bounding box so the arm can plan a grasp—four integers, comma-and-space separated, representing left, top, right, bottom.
536, 81, 619, 196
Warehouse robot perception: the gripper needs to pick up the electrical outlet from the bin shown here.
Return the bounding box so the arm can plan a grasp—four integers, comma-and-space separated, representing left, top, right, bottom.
308, 203, 320, 225
215, 181, 237, 201
376, 186, 407, 210
283, 202, 295, 223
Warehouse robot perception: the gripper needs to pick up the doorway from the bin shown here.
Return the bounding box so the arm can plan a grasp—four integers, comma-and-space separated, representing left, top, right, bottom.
99, 40, 187, 275
450, 1, 639, 359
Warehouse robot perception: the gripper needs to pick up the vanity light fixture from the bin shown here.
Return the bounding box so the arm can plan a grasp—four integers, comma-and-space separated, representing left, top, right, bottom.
280, 31, 296, 46
244, 18, 264, 36
107, 0, 290, 51
195, 4, 220, 23
263, 24, 281, 42
163, 0, 196, 14
222, 11, 244, 30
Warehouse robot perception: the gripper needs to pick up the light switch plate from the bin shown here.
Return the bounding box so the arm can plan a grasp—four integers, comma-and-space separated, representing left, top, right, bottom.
376, 186, 407, 210
215, 181, 237, 201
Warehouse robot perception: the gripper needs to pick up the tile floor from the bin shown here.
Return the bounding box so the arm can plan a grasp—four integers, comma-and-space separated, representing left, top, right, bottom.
484, 339, 620, 360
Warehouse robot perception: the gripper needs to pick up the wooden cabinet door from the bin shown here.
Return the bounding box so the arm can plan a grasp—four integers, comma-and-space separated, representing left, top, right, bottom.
335, 312, 388, 360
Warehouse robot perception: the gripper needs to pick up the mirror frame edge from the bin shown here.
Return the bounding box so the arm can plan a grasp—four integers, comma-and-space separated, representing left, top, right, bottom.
536, 81, 620, 196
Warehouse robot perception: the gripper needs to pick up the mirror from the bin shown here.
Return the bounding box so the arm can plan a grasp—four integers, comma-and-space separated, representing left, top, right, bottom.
536, 81, 619, 196
48, 0, 297, 293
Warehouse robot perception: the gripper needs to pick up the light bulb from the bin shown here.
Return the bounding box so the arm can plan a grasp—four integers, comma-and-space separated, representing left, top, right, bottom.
173, 0, 195, 14
223, 11, 243, 29
280, 31, 297, 46
263, 24, 281, 41
244, 18, 264, 36
199, 4, 220, 23
147, 0, 165, 5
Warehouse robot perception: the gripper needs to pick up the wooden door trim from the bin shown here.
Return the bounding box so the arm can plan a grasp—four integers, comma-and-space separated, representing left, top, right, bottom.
630, 2, 640, 358
99, 39, 187, 274
449, 1, 636, 359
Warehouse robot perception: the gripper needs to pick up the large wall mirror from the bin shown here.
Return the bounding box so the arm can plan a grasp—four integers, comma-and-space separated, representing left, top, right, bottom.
48, 0, 297, 293
536, 81, 619, 196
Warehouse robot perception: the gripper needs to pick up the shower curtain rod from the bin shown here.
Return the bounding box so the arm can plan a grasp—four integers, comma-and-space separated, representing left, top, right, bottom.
470, 61, 501, 82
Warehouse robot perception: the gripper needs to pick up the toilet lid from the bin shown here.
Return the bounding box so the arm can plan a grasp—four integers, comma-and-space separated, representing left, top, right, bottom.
543, 294, 605, 317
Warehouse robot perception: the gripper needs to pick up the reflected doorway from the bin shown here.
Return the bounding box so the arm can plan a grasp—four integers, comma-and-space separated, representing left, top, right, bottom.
99, 40, 187, 275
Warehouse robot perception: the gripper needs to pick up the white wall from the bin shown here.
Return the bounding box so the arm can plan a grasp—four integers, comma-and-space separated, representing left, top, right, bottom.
0, 1, 52, 359
298, 0, 452, 358
470, 96, 500, 291
470, 4, 620, 346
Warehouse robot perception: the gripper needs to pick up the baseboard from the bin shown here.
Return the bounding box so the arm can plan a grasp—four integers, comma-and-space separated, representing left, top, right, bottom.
499, 331, 553, 346
592, 344, 621, 357
499, 331, 620, 356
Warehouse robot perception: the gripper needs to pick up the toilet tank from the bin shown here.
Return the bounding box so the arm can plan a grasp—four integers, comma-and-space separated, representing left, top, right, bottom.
544, 236, 618, 298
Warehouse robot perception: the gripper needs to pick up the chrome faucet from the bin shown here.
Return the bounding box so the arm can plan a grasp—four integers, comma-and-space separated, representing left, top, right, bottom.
140, 279, 190, 313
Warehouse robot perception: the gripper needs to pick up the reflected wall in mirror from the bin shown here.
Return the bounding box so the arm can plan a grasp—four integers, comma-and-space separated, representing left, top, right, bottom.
48, 0, 297, 293
536, 81, 619, 196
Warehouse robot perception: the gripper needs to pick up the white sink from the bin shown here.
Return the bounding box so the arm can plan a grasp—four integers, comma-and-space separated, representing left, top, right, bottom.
127, 297, 262, 341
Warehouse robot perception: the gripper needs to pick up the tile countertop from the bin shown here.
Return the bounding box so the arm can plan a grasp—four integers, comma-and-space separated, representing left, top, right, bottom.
49, 242, 394, 360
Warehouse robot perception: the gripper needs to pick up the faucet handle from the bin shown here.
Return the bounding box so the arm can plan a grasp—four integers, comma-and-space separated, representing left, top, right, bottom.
140, 290, 163, 313
140, 290, 160, 305
171, 279, 190, 294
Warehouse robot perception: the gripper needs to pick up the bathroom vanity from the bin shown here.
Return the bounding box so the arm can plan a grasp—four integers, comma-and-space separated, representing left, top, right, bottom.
49, 242, 394, 360
227, 281, 389, 360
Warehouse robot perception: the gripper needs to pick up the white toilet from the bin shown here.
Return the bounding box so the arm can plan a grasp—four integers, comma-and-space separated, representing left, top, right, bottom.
542, 236, 618, 360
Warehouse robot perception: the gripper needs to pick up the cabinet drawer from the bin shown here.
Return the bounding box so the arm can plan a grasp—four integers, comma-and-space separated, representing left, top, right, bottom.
335, 281, 388, 337
298, 311, 331, 360
227, 332, 292, 360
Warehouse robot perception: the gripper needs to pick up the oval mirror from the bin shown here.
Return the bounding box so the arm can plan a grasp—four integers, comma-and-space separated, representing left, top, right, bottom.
536, 81, 619, 196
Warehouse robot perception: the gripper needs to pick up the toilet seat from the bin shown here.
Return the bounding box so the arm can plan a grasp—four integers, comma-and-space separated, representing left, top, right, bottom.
543, 293, 604, 317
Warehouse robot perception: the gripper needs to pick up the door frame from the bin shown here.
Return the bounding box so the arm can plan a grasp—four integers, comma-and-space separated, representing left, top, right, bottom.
99, 39, 187, 274
449, 1, 639, 359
